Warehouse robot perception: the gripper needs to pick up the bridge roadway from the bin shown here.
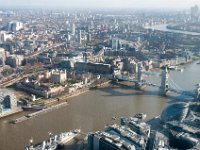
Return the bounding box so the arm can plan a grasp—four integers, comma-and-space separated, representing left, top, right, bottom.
167, 88, 194, 97
115, 75, 159, 87
114, 75, 195, 97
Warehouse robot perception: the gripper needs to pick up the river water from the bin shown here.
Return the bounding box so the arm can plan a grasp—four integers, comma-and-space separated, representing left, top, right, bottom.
145, 24, 200, 36
0, 61, 200, 150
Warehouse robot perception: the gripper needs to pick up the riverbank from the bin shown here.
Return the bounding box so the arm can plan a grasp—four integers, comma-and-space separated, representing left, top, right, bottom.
43, 87, 90, 107
44, 80, 112, 105
7, 80, 111, 123
167, 24, 200, 34
0, 108, 23, 119
90, 80, 111, 89
113, 81, 134, 87
39, 80, 112, 106
12, 102, 69, 124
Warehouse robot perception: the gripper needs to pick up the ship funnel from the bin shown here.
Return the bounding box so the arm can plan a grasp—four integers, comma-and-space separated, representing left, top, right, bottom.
42, 141, 46, 149
54, 135, 58, 142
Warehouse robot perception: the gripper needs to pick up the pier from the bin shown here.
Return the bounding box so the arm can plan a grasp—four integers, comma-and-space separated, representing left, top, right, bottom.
12, 102, 69, 124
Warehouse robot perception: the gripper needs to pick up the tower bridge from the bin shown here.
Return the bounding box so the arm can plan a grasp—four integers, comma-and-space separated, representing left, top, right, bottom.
114, 65, 200, 101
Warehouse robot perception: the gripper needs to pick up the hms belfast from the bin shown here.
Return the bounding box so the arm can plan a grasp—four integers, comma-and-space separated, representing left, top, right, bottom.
25, 129, 80, 150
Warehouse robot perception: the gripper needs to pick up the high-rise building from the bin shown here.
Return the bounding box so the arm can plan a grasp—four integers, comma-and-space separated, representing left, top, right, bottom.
78, 30, 82, 44
191, 5, 199, 21
88, 123, 149, 150
0, 48, 6, 66
6, 55, 24, 68
0, 90, 18, 115
67, 32, 71, 41
71, 23, 76, 35
87, 33, 92, 42
66, 32, 71, 48
0, 31, 12, 44
112, 38, 119, 50
8, 21, 23, 31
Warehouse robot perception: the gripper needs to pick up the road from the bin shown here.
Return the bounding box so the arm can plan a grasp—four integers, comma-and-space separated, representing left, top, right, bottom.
24, 42, 65, 58
0, 42, 65, 87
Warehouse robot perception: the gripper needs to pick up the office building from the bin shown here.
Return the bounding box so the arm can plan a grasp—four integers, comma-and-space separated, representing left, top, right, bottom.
78, 30, 82, 44
6, 55, 24, 68
0, 48, 6, 66
88, 124, 148, 150
0, 31, 12, 44
112, 38, 119, 50
71, 23, 76, 35
0, 90, 18, 114
8, 21, 23, 31
74, 62, 112, 74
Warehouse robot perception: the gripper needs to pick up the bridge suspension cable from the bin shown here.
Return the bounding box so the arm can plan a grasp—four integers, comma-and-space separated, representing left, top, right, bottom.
169, 78, 185, 92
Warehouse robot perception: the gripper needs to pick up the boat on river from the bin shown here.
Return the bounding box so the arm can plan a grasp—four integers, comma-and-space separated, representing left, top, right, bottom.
25, 129, 81, 150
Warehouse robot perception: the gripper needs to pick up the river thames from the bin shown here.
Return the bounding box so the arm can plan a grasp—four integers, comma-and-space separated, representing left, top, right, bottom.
0, 61, 200, 150
145, 24, 200, 36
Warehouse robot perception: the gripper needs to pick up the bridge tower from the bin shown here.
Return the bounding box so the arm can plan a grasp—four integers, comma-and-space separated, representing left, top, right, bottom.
160, 66, 169, 95
135, 63, 144, 89
137, 63, 143, 82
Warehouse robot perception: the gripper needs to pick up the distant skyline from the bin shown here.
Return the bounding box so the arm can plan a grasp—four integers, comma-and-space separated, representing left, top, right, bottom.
1, 0, 200, 10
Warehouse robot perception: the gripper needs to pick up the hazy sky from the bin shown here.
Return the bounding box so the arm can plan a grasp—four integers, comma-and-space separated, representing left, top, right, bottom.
1, 0, 200, 9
